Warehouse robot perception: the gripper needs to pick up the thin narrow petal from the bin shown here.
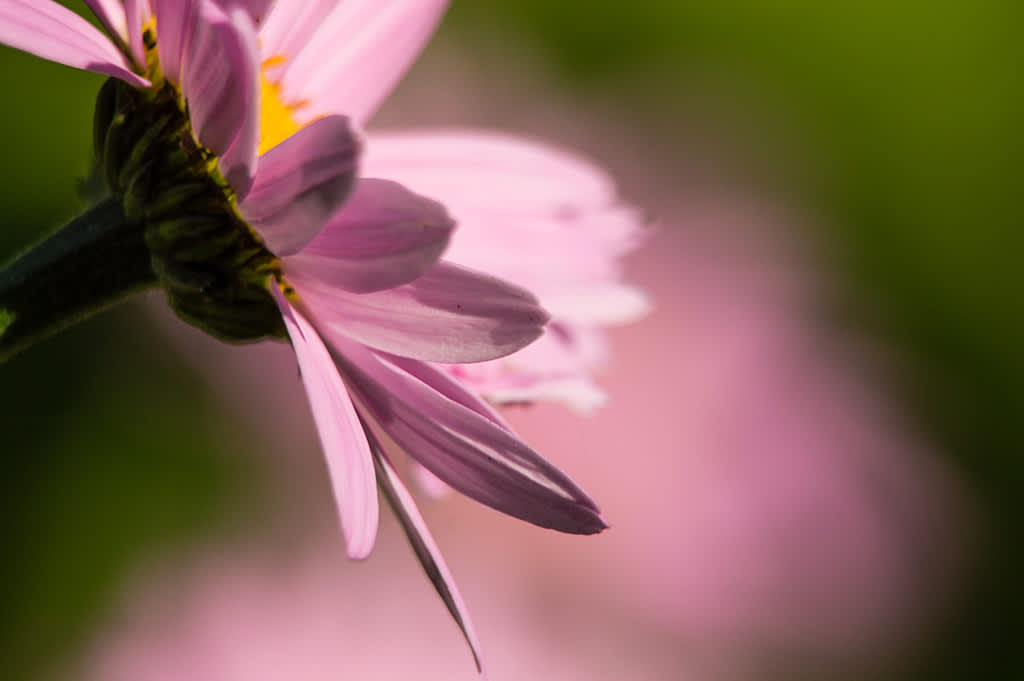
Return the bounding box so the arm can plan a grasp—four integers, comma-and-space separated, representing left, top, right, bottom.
332, 336, 608, 535
282, 178, 453, 291
285, 261, 548, 363
0, 0, 149, 87
240, 115, 359, 256
270, 286, 379, 559
367, 429, 485, 673
180, 3, 261, 195
278, 0, 449, 127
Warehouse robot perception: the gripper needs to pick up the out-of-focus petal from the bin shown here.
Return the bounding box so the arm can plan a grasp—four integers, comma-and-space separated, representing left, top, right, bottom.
332, 336, 608, 535
83, 0, 126, 40
283, 179, 453, 292
545, 282, 651, 325
271, 286, 378, 560
259, 0, 338, 65
216, 0, 275, 23
123, 0, 147, 68
0, 0, 149, 87
151, 0, 197, 85
274, 0, 449, 127
367, 430, 484, 673
286, 261, 548, 364
364, 130, 617, 211
240, 115, 359, 256
447, 324, 612, 414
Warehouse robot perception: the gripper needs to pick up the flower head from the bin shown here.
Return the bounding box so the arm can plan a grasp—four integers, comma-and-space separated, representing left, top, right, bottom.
0, 0, 647, 670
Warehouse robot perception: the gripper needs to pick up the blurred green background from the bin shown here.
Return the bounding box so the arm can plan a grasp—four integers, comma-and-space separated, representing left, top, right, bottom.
1, 1, 1021, 679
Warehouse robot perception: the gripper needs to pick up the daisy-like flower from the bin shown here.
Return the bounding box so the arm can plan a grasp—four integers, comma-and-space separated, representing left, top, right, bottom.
0, 0, 638, 669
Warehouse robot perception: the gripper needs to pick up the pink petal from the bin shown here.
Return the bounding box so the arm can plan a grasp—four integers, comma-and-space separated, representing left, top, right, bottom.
184, 3, 261, 195
270, 286, 379, 559
367, 431, 485, 673
123, 0, 147, 68
284, 261, 548, 363
151, 0, 198, 85
259, 0, 338, 65
216, 0, 275, 23
275, 0, 449, 127
155, 0, 260, 195
0, 0, 149, 87
239, 115, 359, 256
332, 336, 607, 534
283, 178, 454, 292
83, 0, 126, 40
446, 325, 613, 413
363, 130, 617, 212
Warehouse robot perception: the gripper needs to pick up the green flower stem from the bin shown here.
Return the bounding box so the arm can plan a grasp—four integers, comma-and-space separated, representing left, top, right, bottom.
0, 197, 157, 363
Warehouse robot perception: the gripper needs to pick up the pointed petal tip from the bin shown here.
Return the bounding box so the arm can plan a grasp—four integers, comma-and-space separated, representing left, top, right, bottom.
552, 506, 609, 536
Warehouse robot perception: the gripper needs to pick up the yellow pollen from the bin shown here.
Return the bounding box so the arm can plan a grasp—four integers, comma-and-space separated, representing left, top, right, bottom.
259, 58, 303, 154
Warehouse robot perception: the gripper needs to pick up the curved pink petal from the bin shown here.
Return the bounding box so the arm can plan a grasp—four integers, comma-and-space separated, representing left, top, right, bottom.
283, 178, 454, 292
151, 0, 198, 85
155, 0, 260, 195
331, 336, 607, 535
275, 0, 449, 127
271, 286, 379, 560
240, 115, 359, 256
368, 432, 485, 673
285, 261, 548, 363
123, 0, 147, 68
0, 0, 149, 87
83, 0, 127, 40
182, 3, 261, 195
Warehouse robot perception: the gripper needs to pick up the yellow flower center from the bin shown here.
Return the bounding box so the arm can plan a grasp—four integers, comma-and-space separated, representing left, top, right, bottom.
259, 58, 303, 154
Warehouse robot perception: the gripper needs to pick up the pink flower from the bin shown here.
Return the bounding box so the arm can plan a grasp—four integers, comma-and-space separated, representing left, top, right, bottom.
0, 1, 635, 666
